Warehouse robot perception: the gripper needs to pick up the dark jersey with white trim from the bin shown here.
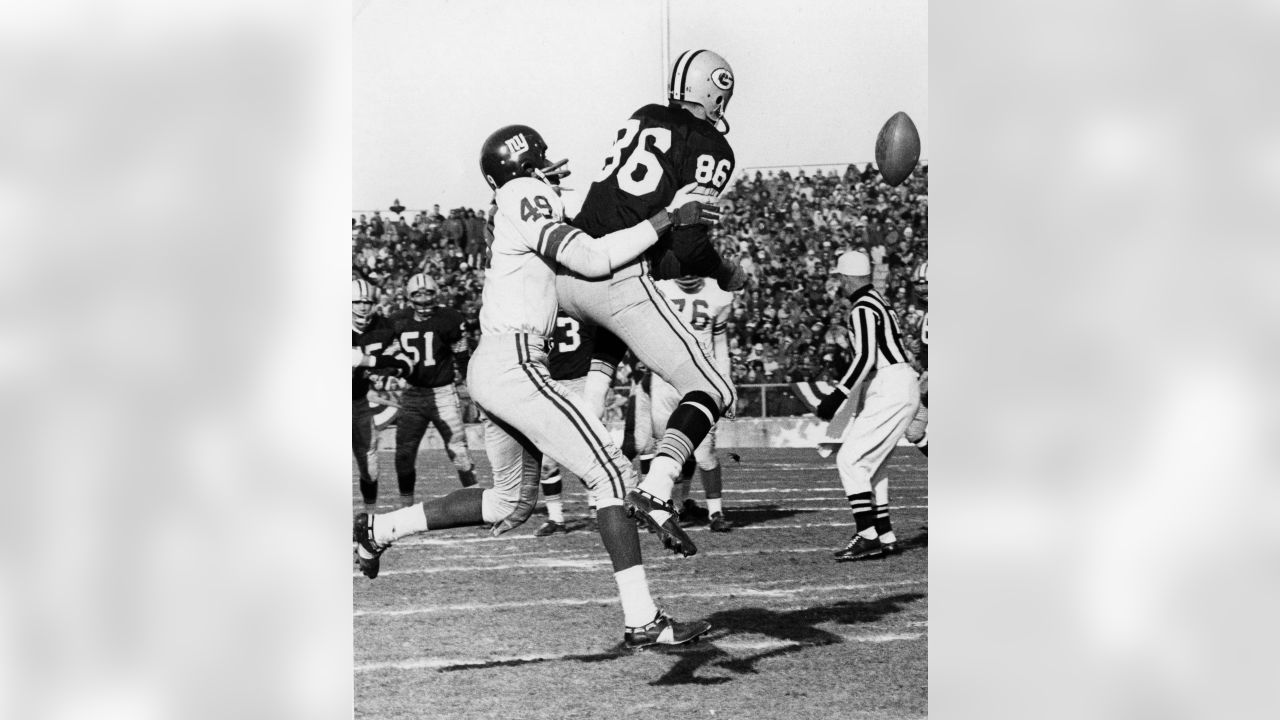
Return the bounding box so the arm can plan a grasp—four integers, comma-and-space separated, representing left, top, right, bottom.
573, 103, 734, 279
548, 312, 595, 381
833, 286, 913, 392
352, 314, 397, 401
392, 308, 468, 388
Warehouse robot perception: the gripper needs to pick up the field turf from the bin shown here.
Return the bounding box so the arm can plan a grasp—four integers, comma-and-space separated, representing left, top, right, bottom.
354, 447, 927, 719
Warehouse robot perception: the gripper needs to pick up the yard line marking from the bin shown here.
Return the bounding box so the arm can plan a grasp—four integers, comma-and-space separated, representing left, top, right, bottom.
354, 631, 925, 673
360, 544, 908, 577
382, 512, 930, 550
354, 579, 926, 617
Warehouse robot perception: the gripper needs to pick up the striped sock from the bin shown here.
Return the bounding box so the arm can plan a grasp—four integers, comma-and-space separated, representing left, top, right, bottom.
873, 478, 894, 543
846, 492, 877, 539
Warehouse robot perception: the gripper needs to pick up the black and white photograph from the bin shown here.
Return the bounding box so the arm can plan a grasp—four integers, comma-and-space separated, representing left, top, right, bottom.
351, 1, 928, 716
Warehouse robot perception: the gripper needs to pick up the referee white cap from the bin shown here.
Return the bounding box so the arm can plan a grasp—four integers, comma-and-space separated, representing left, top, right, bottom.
831, 250, 872, 277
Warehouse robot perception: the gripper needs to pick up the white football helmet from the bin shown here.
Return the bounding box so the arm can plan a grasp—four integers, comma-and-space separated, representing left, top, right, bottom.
406, 273, 439, 315
912, 260, 928, 303
352, 278, 377, 331
668, 49, 734, 132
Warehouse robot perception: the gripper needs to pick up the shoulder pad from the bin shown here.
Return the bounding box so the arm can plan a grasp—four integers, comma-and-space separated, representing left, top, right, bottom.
495, 177, 565, 220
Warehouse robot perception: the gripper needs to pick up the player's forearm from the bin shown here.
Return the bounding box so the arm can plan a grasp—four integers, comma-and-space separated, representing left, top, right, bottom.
555, 220, 662, 278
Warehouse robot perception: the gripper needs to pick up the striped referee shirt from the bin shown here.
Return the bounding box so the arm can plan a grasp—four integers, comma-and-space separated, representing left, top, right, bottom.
835, 285, 912, 392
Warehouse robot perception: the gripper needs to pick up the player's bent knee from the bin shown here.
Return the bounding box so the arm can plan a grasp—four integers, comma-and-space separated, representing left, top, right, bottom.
480, 487, 517, 523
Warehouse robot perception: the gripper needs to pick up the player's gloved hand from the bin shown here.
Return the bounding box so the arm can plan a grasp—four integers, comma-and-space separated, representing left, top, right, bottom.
815, 388, 848, 421
666, 182, 722, 228
715, 258, 747, 292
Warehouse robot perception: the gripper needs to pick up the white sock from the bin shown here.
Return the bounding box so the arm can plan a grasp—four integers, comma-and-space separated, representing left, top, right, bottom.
707, 497, 723, 516
879, 530, 897, 544
545, 497, 564, 523
639, 456, 678, 501
858, 527, 878, 540
373, 504, 428, 545
613, 565, 659, 627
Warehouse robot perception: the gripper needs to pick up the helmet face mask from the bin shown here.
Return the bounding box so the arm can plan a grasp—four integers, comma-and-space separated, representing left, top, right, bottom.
480, 125, 571, 191
668, 50, 734, 132
352, 279, 377, 331
406, 273, 439, 316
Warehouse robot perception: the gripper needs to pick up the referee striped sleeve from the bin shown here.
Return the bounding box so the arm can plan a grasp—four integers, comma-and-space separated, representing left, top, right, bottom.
837, 306, 877, 391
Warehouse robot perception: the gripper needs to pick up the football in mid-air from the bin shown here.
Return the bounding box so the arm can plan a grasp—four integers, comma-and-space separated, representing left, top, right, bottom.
874, 111, 921, 186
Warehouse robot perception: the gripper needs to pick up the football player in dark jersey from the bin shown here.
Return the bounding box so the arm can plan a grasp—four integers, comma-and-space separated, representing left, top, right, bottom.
556, 49, 745, 556
390, 272, 477, 506
533, 311, 599, 536
351, 279, 401, 508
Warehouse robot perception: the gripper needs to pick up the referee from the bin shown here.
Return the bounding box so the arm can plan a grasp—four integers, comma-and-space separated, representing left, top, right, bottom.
815, 251, 922, 561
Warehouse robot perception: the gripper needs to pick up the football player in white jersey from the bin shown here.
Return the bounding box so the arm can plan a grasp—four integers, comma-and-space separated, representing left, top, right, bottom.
648, 275, 735, 532
354, 124, 720, 648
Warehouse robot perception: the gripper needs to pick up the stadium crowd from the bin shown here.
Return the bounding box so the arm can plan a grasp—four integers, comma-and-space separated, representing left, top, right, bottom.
352, 163, 928, 397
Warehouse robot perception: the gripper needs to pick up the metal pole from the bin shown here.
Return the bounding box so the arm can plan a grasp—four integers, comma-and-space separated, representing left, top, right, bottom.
760, 385, 768, 419
660, 0, 670, 96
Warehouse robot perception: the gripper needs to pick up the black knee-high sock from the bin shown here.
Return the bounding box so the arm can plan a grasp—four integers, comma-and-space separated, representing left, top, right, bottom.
846, 492, 876, 535
655, 391, 720, 465
423, 487, 486, 529
596, 505, 643, 572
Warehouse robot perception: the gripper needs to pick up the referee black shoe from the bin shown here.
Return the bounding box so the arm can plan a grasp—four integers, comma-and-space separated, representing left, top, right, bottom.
625, 489, 698, 557
834, 534, 884, 562
353, 512, 388, 579
624, 609, 712, 649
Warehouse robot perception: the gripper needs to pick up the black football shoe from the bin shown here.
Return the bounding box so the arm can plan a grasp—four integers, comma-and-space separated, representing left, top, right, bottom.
624, 610, 712, 649
353, 512, 388, 579
626, 489, 697, 557
708, 512, 733, 533
834, 534, 884, 562
679, 499, 709, 526
534, 520, 567, 537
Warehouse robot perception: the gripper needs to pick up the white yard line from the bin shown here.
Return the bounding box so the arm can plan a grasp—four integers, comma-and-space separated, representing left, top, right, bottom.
354, 579, 926, 617
354, 630, 924, 672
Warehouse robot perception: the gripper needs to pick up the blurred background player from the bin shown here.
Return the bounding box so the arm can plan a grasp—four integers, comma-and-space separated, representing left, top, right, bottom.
905, 260, 928, 457
815, 251, 921, 561
559, 49, 745, 556
351, 278, 399, 508
651, 275, 735, 532
355, 125, 719, 647
535, 311, 599, 536
389, 272, 476, 506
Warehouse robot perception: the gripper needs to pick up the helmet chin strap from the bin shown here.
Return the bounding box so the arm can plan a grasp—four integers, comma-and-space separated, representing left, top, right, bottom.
715, 115, 731, 135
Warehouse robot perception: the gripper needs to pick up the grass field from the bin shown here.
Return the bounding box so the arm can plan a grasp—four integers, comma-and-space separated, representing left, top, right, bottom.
354, 446, 928, 720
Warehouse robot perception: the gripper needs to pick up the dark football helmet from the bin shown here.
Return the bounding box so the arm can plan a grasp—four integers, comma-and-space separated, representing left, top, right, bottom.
479, 124, 571, 191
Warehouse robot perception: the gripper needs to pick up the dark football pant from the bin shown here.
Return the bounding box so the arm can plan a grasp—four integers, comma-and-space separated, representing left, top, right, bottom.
394, 384, 476, 499
352, 397, 379, 504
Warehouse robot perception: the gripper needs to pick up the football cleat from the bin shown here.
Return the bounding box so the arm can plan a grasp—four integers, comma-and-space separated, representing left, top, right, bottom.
353, 513, 388, 579
624, 609, 712, 650
708, 512, 733, 533
534, 520, 567, 537
625, 489, 698, 557
680, 499, 709, 526
834, 534, 884, 562
881, 541, 902, 556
